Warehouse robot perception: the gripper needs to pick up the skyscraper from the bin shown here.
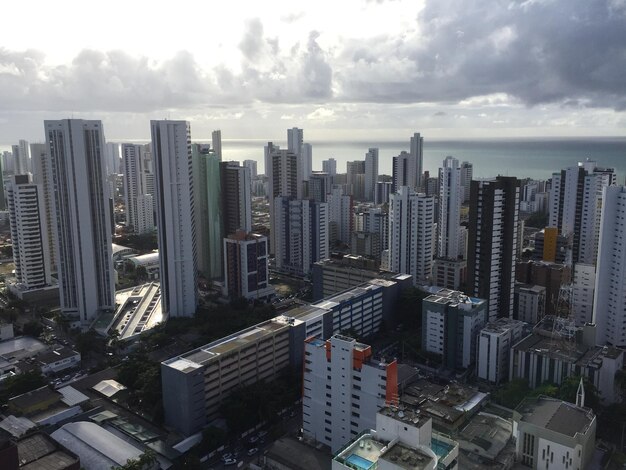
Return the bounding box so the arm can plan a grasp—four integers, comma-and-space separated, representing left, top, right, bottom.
322, 158, 337, 177
220, 161, 252, 236
30, 143, 56, 271
192, 144, 223, 279
44, 119, 115, 325
287, 127, 303, 157
346, 160, 366, 200
12, 139, 30, 175
122, 144, 155, 234
301, 142, 312, 181
388, 187, 434, 285
151, 120, 198, 317
328, 187, 353, 245
6, 174, 52, 290
274, 197, 328, 275
392, 151, 411, 193
211, 129, 222, 160
410, 132, 424, 190
243, 159, 258, 179
460, 161, 473, 203
467, 177, 520, 320
593, 185, 626, 347
549, 160, 615, 265
437, 156, 461, 259
364, 148, 379, 202
268, 148, 301, 253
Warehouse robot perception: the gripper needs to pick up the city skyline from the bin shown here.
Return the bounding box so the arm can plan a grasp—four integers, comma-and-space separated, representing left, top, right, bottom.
1, 0, 625, 143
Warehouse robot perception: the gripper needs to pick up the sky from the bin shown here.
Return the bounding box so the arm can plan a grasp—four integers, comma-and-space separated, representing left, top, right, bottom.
1, 0, 626, 143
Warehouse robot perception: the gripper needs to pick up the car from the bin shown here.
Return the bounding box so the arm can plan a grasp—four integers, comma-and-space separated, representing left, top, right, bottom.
221, 453, 233, 461
258, 430, 267, 438
223, 458, 237, 466
247, 448, 258, 456
248, 435, 259, 444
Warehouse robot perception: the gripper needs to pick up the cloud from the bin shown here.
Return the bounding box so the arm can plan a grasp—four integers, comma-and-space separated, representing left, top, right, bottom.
338, 0, 626, 110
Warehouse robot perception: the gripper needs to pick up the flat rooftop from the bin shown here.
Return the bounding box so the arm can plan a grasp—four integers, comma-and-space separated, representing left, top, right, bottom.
111, 283, 164, 340
0, 336, 47, 359
378, 406, 429, 429
459, 413, 513, 459
481, 318, 526, 335
425, 288, 485, 308
516, 397, 594, 437
163, 316, 291, 369
380, 441, 435, 469
37, 346, 78, 365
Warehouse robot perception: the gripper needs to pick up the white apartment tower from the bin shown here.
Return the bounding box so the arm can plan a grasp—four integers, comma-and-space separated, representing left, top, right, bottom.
44, 119, 115, 325
30, 143, 57, 271
437, 156, 461, 259
243, 159, 258, 179
12, 139, 31, 175
410, 132, 424, 189
364, 148, 379, 202
6, 174, 52, 289
211, 129, 222, 160
322, 158, 337, 176
388, 187, 434, 285
302, 335, 398, 453
328, 187, 353, 245
122, 144, 155, 234
287, 127, 303, 157
593, 185, 626, 347
151, 120, 198, 317
268, 148, 301, 253
301, 143, 313, 181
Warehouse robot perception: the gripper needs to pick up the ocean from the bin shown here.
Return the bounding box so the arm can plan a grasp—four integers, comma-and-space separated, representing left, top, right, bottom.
219, 137, 626, 181
2, 137, 625, 181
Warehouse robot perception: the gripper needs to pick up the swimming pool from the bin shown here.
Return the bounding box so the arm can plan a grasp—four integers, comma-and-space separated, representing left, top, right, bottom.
345, 453, 374, 470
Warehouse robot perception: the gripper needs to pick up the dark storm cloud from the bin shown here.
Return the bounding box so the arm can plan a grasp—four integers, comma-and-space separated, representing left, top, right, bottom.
339, 0, 626, 109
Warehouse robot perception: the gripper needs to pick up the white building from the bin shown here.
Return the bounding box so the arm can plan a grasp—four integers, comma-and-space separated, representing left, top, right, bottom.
30, 143, 57, 271
45, 119, 115, 326
6, 174, 52, 290
287, 127, 303, 157
243, 159, 258, 179
328, 187, 352, 244
322, 158, 337, 176
223, 231, 274, 300
301, 143, 312, 181
104, 142, 120, 176
572, 263, 596, 326
151, 120, 198, 317
422, 289, 488, 370
122, 143, 154, 234
211, 129, 222, 160
12, 139, 30, 175
594, 185, 626, 347
437, 156, 461, 259
268, 148, 301, 253
388, 187, 434, 285
303, 334, 398, 453
364, 148, 379, 203
477, 318, 525, 384
274, 197, 329, 276
513, 396, 596, 470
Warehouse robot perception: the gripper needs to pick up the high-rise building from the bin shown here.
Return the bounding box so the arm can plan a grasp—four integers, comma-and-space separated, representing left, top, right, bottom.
222, 231, 273, 300
30, 143, 56, 271
287, 127, 303, 156
410, 132, 424, 189
211, 129, 222, 160
467, 177, 520, 320
308, 172, 332, 202
460, 161, 473, 203
302, 334, 398, 452
477, 318, 525, 384
301, 143, 312, 181
243, 159, 258, 179
274, 197, 328, 275
375, 181, 392, 205
12, 140, 30, 175
122, 144, 155, 234
44, 119, 115, 325
437, 156, 461, 259
328, 187, 352, 245
220, 161, 252, 236
422, 289, 488, 371
192, 144, 223, 279
268, 148, 301, 253
549, 160, 615, 264
322, 158, 337, 176
593, 185, 626, 347
392, 151, 410, 193
263, 141, 278, 177
346, 160, 366, 200
387, 187, 434, 285
364, 148, 379, 202
6, 174, 52, 290
151, 120, 198, 317
104, 142, 120, 176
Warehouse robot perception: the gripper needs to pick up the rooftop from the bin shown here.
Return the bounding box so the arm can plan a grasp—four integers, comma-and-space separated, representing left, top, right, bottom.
37, 346, 79, 365
481, 318, 526, 335
17, 432, 79, 470
265, 436, 331, 470
378, 405, 429, 428
127, 251, 159, 266
0, 336, 47, 360
109, 283, 164, 340
163, 316, 291, 370
515, 396, 595, 437
459, 412, 513, 460
380, 441, 436, 469
111, 243, 134, 256
9, 386, 60, 412
425, 288, 485, 309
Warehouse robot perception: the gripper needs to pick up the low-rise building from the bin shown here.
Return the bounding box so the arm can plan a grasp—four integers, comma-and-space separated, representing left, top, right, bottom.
513, 396, 595, 470
510, 317, 624, 403
125, 251, 160, 280
422, 289, 488, 371
477, 318, 526, 384
1, 431, 81, 470
37, 346, 80, 375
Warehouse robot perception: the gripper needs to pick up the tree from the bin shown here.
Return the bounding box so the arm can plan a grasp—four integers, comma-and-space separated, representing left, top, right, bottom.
112, 450, 157, 470
557, 375, 600, 410
0, 371, 47, 405
22, 321, 44, 337
396, 287, 429, 329
524, 211, 548, 229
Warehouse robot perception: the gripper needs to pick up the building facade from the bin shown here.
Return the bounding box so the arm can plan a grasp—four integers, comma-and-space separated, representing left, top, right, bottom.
151, 120, 198, 317
45, 119, 115, 326
223, 231, 273, 300
477, 318, 525, 384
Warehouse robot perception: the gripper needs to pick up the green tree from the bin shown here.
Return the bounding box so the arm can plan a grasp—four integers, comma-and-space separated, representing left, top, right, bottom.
22, 321, 44, 337
112, 450, 157, 470
557, 375, 600, 410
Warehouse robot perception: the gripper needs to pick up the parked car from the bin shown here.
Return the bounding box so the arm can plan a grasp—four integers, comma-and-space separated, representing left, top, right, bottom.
247, 448, 258, 456
223, 458, 237, 466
